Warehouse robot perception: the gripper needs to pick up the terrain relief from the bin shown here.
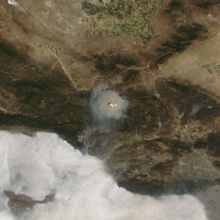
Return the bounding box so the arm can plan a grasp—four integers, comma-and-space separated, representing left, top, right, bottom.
1, 0, 220, 219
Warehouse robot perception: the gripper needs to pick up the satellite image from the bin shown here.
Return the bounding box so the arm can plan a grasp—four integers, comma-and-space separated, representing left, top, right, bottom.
0, 0, 220, 219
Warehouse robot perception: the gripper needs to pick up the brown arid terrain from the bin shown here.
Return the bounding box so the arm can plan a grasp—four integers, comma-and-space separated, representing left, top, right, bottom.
2, 0, 220, 218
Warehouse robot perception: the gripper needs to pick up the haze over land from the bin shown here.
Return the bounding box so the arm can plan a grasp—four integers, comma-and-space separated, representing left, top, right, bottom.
1, 0, 220, 219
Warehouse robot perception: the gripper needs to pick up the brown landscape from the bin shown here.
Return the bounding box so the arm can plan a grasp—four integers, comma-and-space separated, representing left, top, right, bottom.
1, 0, 220, 218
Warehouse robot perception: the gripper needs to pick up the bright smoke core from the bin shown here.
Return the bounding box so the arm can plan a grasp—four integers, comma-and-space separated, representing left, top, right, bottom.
90, 84, 128, 120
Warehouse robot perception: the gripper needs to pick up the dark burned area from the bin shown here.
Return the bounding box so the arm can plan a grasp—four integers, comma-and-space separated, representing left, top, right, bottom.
156, 23, 208, 64
107, 137, 220, 195
0, 39, 90, 149
154, 0, 212, 65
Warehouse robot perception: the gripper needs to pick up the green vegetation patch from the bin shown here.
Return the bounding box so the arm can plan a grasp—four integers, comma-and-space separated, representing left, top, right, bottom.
37, 44, 62, 58
203, 64, 213, 74
81, 0, 163, 45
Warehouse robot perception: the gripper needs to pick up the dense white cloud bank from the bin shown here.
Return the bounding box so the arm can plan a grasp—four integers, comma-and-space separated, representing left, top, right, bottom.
0, 131, 207, 220
90, 84, 128, 120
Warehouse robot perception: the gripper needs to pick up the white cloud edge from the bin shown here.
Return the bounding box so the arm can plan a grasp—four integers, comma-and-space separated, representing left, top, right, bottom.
8, 0, 17, 6
0, 131, 208, 220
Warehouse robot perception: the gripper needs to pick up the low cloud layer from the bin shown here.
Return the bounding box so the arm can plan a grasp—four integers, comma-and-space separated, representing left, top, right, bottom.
90, 84, 128, 120
0, 131, 207, 220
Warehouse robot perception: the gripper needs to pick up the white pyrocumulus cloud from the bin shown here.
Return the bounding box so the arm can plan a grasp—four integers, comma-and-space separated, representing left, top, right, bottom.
8, 0, 17, 6
0, 131, 207, 220
90, 84, 128, 120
